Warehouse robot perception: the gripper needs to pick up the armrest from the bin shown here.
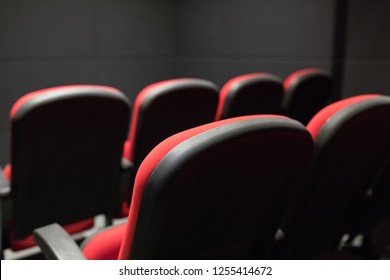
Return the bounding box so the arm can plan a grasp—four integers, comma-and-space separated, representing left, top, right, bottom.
33, 223, 86, 260
121, 157, 134, 171
0, 168, 11, 198
274, 228, 285, 242
120, 157, 135, 190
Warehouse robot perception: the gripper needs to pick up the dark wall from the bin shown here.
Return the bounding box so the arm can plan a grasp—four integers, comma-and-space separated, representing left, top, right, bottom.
174, 0, 335, 86
0, 0, 175, 164
342, 0, 390, 98
1, 0, 388, 165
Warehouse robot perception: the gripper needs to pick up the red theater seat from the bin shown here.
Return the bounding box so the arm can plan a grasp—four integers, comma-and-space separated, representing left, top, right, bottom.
121, 78, 219, 212
215, 73, 283, 120
34, 115, 313, 260
276, 94, 390, 259
282, 68, 333, 124
0, 85, 131, 254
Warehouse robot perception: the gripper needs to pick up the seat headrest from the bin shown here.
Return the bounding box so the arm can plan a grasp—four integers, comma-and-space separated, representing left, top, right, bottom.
11, 85, 128, 119
307, 94, 381, 138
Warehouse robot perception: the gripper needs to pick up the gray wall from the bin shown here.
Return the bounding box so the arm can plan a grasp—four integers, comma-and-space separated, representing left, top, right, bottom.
0, 0, 175, 164
174, 0, 334, 85
1, 0, 389, 165
342, 0, 390, 97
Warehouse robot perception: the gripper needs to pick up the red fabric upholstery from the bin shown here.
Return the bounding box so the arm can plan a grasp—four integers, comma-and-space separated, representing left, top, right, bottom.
4, 164, 95, 251
10, 85, 120, 119
83, 224, 127, 260
306, 94, 380, 138
3, 164, 11, 180
215, 73, 277, 120
122, 140, 131, 160
123, 78, 192, 161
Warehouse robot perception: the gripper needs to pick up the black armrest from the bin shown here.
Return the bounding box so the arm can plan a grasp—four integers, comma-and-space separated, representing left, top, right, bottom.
33, 223, 86, 260
0, 168, 6, 257
115, 158, 135, 216
121, 157, 134, 171
0, 168, 11, 198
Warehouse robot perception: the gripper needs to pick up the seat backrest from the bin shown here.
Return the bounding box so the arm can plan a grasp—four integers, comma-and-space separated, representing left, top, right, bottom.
347, 102, 390, 236
125, 78, 219, 170
118, 115, 313, 259
350, 159, 390, 236
281, 94, 390, 259
10, 85, 131, 239
282, 68, 333, 124
215, 73, 283, 120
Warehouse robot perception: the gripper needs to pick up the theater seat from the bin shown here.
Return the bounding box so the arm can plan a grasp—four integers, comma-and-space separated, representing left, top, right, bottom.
346, 161, 390, 238
282, 68, 333, 124
1, 85, 131, 254
34, 115, 313, 260
121, 78, 219, 213
344, 100, 390, 250
215, 73, 283, 120
276, 94, 390, 259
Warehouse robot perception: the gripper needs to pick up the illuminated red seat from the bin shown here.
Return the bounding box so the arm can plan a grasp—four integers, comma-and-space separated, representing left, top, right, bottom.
34, 115, 313, 260
215, 73, 283, 120
0, 85, 130, 254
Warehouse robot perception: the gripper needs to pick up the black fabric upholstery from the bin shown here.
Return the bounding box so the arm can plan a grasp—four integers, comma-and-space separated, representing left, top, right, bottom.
8, 87, 131, 239
219, 74, 283, 119
283, 69, 333, 124
131, 79, 219, 171
348, 142, 390, 236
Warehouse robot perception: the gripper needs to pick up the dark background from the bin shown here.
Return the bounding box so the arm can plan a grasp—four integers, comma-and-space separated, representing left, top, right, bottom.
0, 0, 389, 164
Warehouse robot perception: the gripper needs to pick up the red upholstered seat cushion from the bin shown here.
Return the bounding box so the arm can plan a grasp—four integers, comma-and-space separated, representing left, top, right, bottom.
3, 166, 95, 251
306, 94, 380, 138
83, 224, 127, 260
